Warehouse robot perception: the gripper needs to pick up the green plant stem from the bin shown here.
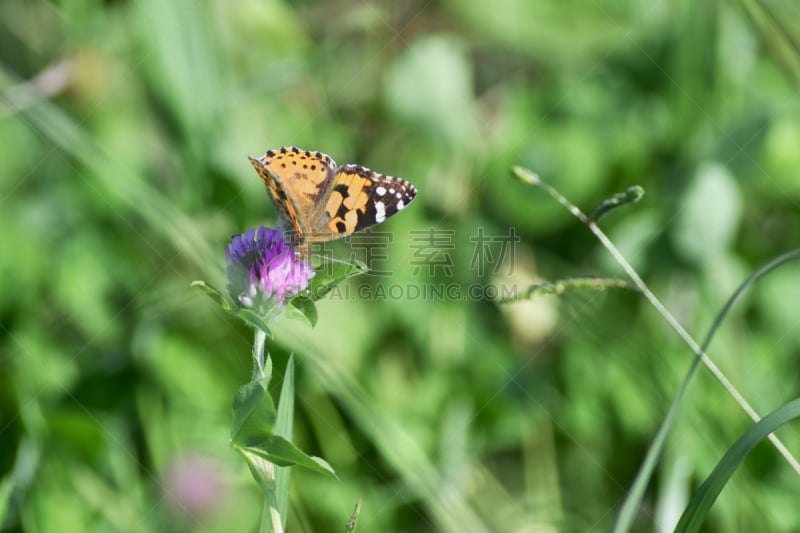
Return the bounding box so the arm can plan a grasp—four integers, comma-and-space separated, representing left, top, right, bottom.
588, 207, 800, 475
512, 166, 800, 473
254, 328, 267, 380
517, 166, 800, 533
251, 328, 282, 533
613, 248, 800, 532
675, 397, 800, 532
256, 457, 283, 533
242, 452, 283, 533
497, 276, 638, 302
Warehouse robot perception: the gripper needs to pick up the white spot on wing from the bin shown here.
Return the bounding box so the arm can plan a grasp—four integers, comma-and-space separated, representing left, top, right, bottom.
397, 200, 405, 210
376, 186, 386, 196
375, 201, 386, 222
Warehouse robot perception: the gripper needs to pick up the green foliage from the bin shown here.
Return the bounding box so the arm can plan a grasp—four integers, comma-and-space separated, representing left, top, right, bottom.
676, 398, 800, 533
231, 375, 334, 479
3, 0, 800, 531
238, 439, 335, 480
287, 258, 368, 327
274, 355, 296, 524
192, 257, 365, 329
192, 280, 275, 332
231, 379, 276, 446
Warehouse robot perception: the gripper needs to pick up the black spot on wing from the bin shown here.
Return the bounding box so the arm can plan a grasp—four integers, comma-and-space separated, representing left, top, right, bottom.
330, 184, 350, 219
354, 197, 379, 233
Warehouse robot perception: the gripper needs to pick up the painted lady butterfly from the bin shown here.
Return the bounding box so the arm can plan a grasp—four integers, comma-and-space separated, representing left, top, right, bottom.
248, 147, 417, 257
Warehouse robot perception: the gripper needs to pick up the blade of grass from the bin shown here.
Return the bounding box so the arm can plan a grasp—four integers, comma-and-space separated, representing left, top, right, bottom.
271, 330, 493, 532
274, 355, 295, 525
614, 248, 800, 532
0, 66, 218, 279
735, 0, 800, 88
675, 398, 800, 533
510, 168, 800, 527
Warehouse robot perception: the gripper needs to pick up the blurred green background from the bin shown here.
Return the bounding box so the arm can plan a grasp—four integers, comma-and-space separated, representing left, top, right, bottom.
3, 0, 800, 531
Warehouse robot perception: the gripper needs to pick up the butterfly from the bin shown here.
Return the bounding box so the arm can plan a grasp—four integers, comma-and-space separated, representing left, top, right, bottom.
248, 147, 417, 257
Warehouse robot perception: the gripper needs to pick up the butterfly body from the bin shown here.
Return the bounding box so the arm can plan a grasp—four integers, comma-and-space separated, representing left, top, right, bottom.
248, 147, 416, 256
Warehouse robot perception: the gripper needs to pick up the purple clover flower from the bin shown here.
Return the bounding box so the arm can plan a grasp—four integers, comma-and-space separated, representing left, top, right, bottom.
225, 227, 314, 314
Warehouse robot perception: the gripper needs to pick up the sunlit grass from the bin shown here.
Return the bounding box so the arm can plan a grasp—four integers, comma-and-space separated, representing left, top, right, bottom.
2, 0, 800, 531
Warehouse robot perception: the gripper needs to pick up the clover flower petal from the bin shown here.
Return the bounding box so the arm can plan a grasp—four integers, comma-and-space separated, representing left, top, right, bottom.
225, 227, 314, 314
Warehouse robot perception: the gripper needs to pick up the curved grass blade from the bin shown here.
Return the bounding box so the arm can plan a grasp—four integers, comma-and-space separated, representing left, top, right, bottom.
675, 398, 800, 533
274, 355, 295, 525
613, 248, 800, 532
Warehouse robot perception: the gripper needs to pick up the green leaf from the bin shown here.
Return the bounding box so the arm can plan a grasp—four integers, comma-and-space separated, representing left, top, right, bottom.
613, 249, 800, 533
675, 398, 800, 533
191, 280, 231, 311
240, 435, 338, 479
234, 308, 273, 335
307, 258, 367, 302
192, 280, 277, 333
205, 259, 364, 331
231, 378, 276, 446
282, 259, 366, 327
274, 355, 296, 524
286, 296, 318, 327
